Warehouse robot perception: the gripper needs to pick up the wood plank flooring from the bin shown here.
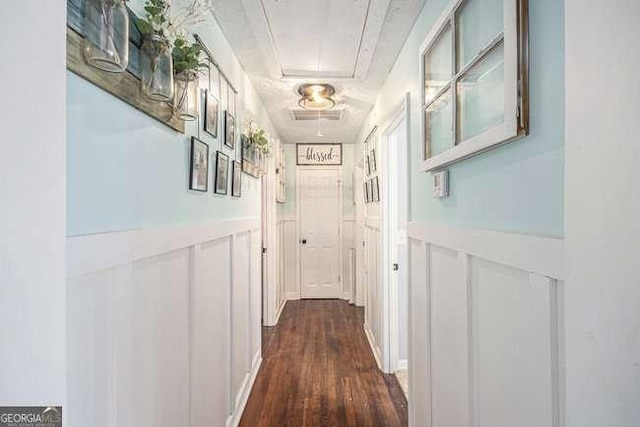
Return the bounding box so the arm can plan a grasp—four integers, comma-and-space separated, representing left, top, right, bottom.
239, 300, 408, 427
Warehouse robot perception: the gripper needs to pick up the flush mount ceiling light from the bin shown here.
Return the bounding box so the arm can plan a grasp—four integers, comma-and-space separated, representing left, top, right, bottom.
297, 83, 336, 110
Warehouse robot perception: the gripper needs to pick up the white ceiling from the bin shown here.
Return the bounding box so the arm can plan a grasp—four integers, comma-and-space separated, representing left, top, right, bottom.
210, 0, 426, 144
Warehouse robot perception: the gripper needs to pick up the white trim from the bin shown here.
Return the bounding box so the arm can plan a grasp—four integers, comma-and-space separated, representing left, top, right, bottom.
274, 298, 287, 325
381, 93, 410, 373
67, 218, 261, 278
365, 216, 381, 230
284, 291, 300, 300
364, 322, 383, 371
226, 352, 262, 427
407, 222, 565, 281
397, 359, 408, 371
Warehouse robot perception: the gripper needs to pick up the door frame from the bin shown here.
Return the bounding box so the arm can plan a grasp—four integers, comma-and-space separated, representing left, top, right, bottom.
381, 93, 410, 373
296, 166, 344, 299
262, 154, 279, 326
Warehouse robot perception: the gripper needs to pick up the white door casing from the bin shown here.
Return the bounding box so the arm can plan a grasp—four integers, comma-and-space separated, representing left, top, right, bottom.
381, 93, 410, 373
297, 167, 343, 299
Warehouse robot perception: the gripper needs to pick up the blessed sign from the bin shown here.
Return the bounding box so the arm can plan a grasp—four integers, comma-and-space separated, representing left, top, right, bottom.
296, 144, 342, 166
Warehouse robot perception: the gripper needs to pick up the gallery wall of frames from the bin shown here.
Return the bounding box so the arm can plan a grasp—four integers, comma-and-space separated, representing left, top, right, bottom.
362, 127, 380, 205
67, 0, 272, 200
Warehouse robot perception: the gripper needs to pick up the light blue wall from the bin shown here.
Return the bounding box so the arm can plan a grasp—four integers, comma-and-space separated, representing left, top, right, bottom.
356, 0, 564, 238
67, 6, 279, 237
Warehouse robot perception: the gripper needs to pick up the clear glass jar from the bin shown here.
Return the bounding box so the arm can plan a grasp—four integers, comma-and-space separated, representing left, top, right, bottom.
173, 71, 199, 121
140, 35, 174, 101
83, 0, 130, 72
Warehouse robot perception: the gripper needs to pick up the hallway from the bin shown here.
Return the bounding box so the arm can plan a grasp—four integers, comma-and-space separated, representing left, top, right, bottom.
240, 300, 408, 427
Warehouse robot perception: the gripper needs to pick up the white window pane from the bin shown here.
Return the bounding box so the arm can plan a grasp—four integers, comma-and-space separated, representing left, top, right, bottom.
425, 89, 453, 158
456, 0, 503, 71
424, 24, 452, 104
456, 42, 505, 142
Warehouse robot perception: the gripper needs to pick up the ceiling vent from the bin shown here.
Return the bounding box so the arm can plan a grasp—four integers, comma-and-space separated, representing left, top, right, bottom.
291, 109, 343, 122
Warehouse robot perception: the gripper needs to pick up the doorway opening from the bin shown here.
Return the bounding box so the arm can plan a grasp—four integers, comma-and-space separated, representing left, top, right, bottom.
381, 93, 410, 391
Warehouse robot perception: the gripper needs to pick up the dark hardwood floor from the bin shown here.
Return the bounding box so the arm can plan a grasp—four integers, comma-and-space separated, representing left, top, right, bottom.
239, 300, 408, 427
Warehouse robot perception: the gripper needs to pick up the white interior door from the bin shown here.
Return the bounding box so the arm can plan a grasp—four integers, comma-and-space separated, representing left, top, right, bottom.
298, 168, 342, 298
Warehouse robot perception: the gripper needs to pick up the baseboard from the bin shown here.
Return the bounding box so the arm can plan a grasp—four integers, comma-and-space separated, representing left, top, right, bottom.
342, 291, 353, 301
274, 299, 287, 324
364, 322, 383, 372
284, 292, 299, 300
397, 359, 408, 371
226, 351, 262, 427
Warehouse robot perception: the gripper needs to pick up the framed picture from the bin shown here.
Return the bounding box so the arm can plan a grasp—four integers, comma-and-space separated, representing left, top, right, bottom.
203, 90, 219, 138
189, 137, 209, 192
365, 154, 371, 176
214, 151, 229, 195
232, 160, 242, 197
224, 111, 235, 150
364, 182, 370, 203
370, 149, 377, 173
372, 176, 380, 203
367, 179, 373, 203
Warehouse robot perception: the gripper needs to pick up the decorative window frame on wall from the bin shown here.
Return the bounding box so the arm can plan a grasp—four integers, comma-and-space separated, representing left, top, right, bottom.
419, 0, 529, 172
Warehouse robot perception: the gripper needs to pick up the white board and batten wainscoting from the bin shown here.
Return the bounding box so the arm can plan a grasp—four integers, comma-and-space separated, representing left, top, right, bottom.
408, 222, 565, 427
66, 218, 263, 427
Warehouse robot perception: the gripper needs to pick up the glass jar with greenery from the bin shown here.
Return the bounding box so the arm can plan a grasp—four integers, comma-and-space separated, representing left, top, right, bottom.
172, 36, 205, 121
136, 0, 174, 101
83, 0, 130, 72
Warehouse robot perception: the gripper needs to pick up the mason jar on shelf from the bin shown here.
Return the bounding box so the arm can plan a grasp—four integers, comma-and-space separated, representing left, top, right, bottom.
173, 71, 199, 121
83, 0, 130, 72
140, 35, 174, 101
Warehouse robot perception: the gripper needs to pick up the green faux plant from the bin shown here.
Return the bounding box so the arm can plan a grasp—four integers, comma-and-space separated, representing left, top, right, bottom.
172, 35, 207, 75
135, 0, 171, 40
247, 122, 272, 156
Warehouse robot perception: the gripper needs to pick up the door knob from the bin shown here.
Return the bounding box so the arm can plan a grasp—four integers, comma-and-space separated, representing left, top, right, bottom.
301, 238, 307, 244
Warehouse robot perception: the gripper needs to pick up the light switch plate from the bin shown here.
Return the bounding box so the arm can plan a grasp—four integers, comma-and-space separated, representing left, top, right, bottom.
433, 170, 449, 198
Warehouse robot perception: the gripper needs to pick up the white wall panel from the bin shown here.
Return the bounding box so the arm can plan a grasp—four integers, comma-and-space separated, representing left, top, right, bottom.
191, 238, 231, 427
408, 222, 564, 427
232, 232, 251, 410
66, 218, 261, 427
429, 245, 469, 427
67, 268, 115, 427
471, 259, 554, 427
120, 249, 191, 427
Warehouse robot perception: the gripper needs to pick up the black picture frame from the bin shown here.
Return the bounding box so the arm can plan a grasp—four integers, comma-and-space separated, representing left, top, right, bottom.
189, 137, 209, 192
214, 151, 229, 195
372, 176, 380, 203
365, 154, 371, 176
370, 148, 377, 173
203, 90, 219, 138
232, 160, 242, 198
364, 182, 370, 203
224, 111, 235, 150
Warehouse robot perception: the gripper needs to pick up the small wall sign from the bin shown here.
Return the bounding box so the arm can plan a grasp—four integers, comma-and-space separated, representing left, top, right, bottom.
296, 143, 342, 166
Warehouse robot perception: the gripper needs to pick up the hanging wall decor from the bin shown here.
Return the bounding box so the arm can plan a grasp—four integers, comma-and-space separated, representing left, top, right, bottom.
67, 0, 184, 132
172, 35, 206, 120
83, 0, 130, 72
224, 111, 236, 150
189, 137, 209, 192
232, 160, 242, 198
214, 151, 229, 195
372, 176, 380, 203
297, 143, 342, 166
204, 89, 219, 138
370, 148, 377, 173
241, 135, 260, 178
